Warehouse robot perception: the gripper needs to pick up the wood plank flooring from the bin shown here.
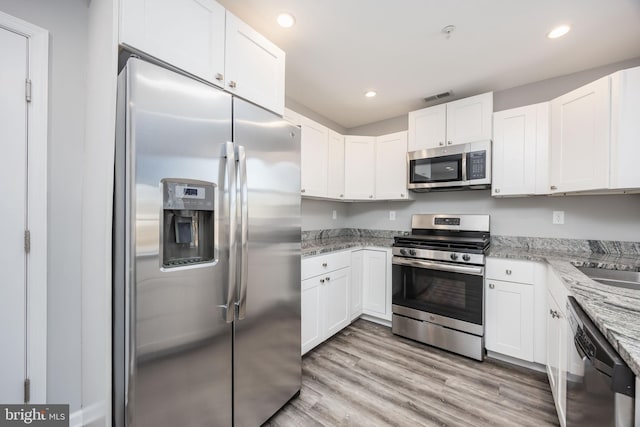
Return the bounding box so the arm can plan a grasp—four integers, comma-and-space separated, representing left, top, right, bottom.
264, 319, 559, 427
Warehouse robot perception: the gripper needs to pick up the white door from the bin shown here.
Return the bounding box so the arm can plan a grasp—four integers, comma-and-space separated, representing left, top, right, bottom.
375, 131, 408, 200
301, 276, 323, 355
323, 267, 350, 337
300, 117, 329, 197
0, 27, 28, 403
344, 136, 376, 200
120, 0, 226, 86
445, 92, 493, 145
407, 104, 446, 151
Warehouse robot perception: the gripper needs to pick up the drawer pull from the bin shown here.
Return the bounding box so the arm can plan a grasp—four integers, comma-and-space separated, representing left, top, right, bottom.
320, 279, 325, 284
322, 262, 328, 267
505, 269, 512, 275
325, 277, 331, 281
489, 283, 495, 289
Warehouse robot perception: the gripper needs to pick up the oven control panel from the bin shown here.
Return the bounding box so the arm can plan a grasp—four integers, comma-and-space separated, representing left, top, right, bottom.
393, 247, 485, 266
434, 217, 460, 226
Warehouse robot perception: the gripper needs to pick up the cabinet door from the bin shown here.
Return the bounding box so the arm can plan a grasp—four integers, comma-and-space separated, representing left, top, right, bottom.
327, 130, 345, 199
492, 105, 538, 196
120, 0, 225, 85
546, 291, 567, 427
300, 117, 329, 197
350, 251, 364, 321
301, 276, 323, 355
485, 279, 534, 361
344, 136, 376, 200
323, 267, 351, 337
224, 12, 285, 114
610, 66, 640, 190
407, 104, 446, 151
362, 250, 388, 318
550, 76, 610, 193
445, 92, 493, 145
375, 131, 409, 200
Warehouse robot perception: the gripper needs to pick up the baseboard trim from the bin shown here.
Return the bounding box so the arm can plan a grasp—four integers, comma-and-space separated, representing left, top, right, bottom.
486, 351, 546, 373
359, 314, 391, 328
69, 401, 106, 427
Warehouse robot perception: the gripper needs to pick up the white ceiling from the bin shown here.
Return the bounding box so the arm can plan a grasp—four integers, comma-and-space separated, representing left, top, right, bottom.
217, 0, 640, 129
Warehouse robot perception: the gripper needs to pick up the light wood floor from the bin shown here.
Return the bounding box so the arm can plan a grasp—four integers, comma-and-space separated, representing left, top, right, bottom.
265, 319, 560, 427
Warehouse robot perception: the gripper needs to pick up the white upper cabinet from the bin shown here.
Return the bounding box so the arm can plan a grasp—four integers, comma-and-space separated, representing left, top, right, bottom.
283, 107, 302, 126
492, 103, 549, 197
224, 12, 285, 114
345, 136, 376, 200
446, 92, 493, 145
408, 92, 493, 151
120, 0, 226, 85
408, 104, 446, 151
610, 66, 640, 190
120, 1, 285, 114
300, 116, 329, 197
327, 130, 346, 199
550, 76, 610, 193
375, 131, 409, 200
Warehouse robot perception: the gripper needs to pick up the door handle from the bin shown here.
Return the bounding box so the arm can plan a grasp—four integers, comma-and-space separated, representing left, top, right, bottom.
224, 141, 237, 323
236, 145, 249, 320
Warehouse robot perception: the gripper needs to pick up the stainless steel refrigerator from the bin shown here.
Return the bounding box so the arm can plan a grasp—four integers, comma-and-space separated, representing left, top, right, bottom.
113, 58, 301, 427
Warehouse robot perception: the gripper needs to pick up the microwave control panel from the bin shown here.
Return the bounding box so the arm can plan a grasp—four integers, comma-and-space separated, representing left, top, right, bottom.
467, 151, 486, 180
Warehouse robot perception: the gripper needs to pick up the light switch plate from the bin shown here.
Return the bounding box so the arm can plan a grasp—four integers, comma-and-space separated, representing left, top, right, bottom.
389, 211, 396, 221
552, 211, 565, 225
332, 210, 337, 220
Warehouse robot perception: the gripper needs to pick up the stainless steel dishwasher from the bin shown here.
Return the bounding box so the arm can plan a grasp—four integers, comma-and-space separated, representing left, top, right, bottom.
566, 296, 635, 427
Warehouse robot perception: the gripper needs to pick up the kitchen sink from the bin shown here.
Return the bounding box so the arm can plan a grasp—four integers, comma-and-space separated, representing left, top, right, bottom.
576, 266, 640, 291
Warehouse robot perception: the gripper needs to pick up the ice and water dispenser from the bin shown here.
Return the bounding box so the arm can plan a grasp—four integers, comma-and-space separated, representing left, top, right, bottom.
161, 179, 216, 268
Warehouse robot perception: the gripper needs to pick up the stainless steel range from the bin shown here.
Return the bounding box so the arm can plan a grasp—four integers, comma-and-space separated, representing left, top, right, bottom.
391, 214, 490, 361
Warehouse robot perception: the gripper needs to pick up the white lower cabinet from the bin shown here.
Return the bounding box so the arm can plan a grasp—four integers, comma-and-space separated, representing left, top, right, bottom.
485, 279, 534, 360
361, 249, 390, 320
485, 258, 547, 364
350, 250, 364, 321
301, 251, 351, 355
546, 268, 569, 427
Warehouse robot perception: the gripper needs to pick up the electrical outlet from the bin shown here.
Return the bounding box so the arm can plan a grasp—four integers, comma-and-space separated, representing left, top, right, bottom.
389, 210, 396, 221
332, 210, 337, 220
552, 211, 565, 225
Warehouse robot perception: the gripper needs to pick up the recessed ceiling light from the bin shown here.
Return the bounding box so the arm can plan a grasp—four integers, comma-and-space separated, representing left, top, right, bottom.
277, 13, 296, 28
364, 91, 377, 98
547, 25, 571, 39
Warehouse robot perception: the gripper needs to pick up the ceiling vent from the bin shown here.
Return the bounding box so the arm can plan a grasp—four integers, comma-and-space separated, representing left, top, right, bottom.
424, 91, 452, 103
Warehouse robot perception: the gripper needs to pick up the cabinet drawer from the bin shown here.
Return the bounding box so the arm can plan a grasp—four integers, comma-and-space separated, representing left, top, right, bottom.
486, 257, 535, 284
302, 250, 351, 280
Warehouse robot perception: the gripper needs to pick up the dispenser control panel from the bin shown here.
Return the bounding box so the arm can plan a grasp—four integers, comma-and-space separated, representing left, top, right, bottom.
163, 180, 214, 211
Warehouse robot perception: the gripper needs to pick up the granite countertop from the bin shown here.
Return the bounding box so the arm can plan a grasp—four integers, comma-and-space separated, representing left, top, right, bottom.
302, 230, 640, 377
488, 245, 640, 377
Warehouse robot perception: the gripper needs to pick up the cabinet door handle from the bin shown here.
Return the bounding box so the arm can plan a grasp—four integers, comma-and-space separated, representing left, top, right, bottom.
301, 189, 306, 193
322, 263, 327, 267
229, 81, 237, 89
325, 277, 331, 281
439, 142, 444, 146
340, 194, 344, 197
369, 195, 373, 199
447, 141, 452, 145
550, 185, 558, 190
549, 309, 554, 316
494, 188, 500, 194
489, 283, 495, 289
400, 193, 404, 198
505, 269, 512, 275
215, 73, 224, 81
320, 279, 325, 284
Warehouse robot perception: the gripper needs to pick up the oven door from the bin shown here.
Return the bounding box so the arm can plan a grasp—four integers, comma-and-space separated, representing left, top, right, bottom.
407, 145, 466, 190
392, 256, 484, 336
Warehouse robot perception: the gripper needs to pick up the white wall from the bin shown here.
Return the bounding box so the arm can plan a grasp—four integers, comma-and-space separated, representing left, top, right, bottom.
302, 199, 349, 230
0, 0, 88, 412
344, 191, 640, 242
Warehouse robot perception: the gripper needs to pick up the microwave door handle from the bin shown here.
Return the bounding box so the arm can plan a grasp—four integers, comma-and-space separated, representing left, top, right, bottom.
392, 256, 484, 276
461, 152, 467, 182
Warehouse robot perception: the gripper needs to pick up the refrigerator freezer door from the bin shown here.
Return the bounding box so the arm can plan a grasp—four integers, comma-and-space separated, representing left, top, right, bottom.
114, 58, 234, 427
232, 98, 302, 427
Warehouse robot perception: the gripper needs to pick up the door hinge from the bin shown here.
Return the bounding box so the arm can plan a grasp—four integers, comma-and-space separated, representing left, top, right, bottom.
25, 79, 32, 103
24, 378, 30, 403
24, 230, 31, 253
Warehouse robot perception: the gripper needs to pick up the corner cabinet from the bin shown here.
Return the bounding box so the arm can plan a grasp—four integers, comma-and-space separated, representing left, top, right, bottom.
301, 251, 351, 355
546, 267, 569, 427
360, 249, 391, 321
492, 103, 550, 196
120, 1, 285, 115
408, 92, 493, 151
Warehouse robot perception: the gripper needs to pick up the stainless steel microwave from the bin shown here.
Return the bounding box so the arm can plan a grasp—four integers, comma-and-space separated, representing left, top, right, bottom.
407, 140, 491, 191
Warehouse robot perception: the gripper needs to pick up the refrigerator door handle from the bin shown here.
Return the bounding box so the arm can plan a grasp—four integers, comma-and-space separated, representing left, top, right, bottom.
236, 145, 249, 320
224, 141, 237, 323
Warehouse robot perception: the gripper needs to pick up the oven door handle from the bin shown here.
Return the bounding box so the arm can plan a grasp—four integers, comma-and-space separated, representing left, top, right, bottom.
392, 256, 484, 276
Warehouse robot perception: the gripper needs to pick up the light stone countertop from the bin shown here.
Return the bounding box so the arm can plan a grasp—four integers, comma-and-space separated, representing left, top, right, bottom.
302, 235, 640, 377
